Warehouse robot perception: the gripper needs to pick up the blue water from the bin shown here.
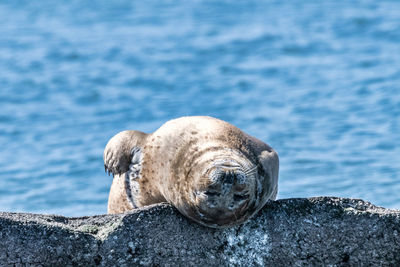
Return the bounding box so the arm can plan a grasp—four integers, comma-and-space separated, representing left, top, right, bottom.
1, 1, 399, 216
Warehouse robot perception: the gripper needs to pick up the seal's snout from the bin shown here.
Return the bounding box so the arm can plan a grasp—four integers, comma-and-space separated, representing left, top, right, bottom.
193, 168, 253, 227
200, 168, 252, 213
189, 160, 263, 227
206, 170, 247, 194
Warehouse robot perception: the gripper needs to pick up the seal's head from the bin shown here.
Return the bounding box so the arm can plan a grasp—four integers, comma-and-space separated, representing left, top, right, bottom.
176, 148, 269, 228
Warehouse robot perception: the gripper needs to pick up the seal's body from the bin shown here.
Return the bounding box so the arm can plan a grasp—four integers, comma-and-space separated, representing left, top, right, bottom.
104, 116, 279, 228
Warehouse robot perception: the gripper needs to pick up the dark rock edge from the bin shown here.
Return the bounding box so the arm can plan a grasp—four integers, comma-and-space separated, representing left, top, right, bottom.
1, 197, 399, 266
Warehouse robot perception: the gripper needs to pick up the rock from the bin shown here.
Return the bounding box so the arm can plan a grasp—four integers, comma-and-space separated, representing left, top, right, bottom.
0, 197, 399, 266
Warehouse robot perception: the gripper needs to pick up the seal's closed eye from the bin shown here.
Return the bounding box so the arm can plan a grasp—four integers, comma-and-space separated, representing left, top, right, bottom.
204, 191, 221, 197
233, 194, 250, 202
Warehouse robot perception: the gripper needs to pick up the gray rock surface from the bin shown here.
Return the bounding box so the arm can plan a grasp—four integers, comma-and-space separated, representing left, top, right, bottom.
0, 197, 399, 266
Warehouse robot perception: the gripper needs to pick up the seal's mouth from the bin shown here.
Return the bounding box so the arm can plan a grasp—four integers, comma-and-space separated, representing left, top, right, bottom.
191, 201, 253, 228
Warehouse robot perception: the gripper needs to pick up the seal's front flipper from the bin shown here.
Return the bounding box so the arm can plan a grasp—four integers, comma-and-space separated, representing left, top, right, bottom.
104, 130, 147, 176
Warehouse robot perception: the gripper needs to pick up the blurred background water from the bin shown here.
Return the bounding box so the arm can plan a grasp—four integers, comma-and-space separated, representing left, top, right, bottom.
0, 0, 399, 216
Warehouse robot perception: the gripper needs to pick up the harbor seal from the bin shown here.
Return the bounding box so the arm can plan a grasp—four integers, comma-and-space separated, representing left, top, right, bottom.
104, 116, 279, 228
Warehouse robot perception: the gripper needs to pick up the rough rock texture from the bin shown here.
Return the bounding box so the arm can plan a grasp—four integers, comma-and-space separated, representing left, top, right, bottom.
0, 197, 399, 266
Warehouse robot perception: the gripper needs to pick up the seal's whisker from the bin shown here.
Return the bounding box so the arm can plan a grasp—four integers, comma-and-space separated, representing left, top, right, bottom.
244, 165, 257, 176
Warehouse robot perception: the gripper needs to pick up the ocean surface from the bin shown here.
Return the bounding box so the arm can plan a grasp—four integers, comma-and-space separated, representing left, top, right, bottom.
1, 0, 399, 216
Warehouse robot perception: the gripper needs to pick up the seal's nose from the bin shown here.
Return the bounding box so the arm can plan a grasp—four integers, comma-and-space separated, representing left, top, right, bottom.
223, 170, 234, 184
204, 169, 250, 210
